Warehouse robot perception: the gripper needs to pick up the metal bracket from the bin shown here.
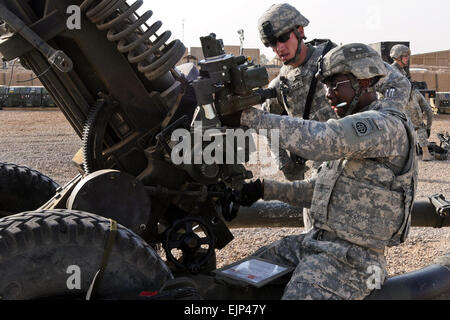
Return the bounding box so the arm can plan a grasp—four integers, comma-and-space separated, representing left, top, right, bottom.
430, 194, 450, 218
0, 2, 72, 72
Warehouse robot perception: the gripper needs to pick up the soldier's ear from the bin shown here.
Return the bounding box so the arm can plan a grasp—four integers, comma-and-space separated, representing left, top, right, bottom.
297, 26, 305, 38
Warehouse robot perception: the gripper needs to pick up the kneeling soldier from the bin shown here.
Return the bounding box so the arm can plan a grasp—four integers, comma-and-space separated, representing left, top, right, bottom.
222, 43, 418, 300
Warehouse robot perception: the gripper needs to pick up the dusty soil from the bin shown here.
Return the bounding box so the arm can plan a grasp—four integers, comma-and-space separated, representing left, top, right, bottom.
0, 109, 449, 277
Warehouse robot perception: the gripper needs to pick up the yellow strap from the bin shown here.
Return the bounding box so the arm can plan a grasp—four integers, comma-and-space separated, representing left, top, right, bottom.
86, 219, 118, 300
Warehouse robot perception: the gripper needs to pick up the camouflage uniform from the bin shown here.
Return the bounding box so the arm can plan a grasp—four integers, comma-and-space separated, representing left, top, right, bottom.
264, 44, 411, 231
392, 61, 408, 77
376, 62, 412, 114
238, 43, 417, 300
241, 101, 417, 300
260, 5, 412, 161
258, 4, 334, 183
390, 44, 411, 69
264, 49, 411, 173
392, 62, 434, 148
262, 41, 337, 193
263, 42, 336, 122
407, 89, 434, 148
259, 5, 411, 188
265, 56, 411, 120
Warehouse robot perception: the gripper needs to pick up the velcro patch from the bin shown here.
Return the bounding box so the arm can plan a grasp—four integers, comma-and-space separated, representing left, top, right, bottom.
343, 45, 371, 59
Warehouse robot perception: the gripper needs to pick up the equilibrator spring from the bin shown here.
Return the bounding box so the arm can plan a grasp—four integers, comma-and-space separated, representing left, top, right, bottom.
80, 0, 185, 81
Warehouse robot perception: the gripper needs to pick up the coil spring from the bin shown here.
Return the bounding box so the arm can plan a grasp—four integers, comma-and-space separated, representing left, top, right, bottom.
80, 0, 185, 81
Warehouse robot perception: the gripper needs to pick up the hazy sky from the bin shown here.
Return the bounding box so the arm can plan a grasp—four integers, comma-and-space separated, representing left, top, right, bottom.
140, 0, 450, 59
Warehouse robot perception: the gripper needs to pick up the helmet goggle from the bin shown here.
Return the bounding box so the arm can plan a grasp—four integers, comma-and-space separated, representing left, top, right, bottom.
329, 80, 351, 94
267, 30, 293, 47
262, 21, 294, 47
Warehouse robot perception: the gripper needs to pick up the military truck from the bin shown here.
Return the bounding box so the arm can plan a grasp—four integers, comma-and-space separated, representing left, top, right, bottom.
0, 85, 55, 107
0, 84, 6, 108
0, 0, 448, 300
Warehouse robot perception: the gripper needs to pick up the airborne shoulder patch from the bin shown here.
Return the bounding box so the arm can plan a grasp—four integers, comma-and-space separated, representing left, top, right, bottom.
353, 119, 376, 137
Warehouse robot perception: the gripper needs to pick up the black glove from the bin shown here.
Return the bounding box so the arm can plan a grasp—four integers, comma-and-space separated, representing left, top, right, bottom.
427, 129, 431, 138
281, 159, 309, 182
220, 110, 244, 128
220, 111, 243, 128
239, 179, 264, 207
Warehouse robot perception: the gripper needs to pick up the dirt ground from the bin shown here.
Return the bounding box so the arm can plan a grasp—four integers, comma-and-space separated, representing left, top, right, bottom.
0, 109, 449, 277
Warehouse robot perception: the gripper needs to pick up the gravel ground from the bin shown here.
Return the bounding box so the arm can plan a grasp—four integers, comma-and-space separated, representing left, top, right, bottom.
0, 109, 449, 277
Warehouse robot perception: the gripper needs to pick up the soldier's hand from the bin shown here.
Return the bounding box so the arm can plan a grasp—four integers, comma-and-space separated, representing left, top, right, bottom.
239, 179, 264, 207
281, 159, 309, 182
220, 111, 243, 128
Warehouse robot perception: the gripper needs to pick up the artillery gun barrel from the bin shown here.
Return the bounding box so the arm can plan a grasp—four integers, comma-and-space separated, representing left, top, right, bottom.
228, 199, 450, 229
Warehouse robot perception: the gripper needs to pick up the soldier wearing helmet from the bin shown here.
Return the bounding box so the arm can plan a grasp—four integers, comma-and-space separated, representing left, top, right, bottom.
256, 3, 412, 232
390, 44, 434, 161
257, 3, 337, 183
220, 43, 418, 300
407, 89, 434, 161
258, 3, 311, 66
390, 44, 411, 76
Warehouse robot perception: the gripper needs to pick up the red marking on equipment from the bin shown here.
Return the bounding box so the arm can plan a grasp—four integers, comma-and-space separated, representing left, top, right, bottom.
139, 291, 158, 297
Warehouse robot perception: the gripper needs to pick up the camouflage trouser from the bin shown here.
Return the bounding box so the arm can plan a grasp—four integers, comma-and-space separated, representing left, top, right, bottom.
252, 230, 387, 300
416, 128, 429, 148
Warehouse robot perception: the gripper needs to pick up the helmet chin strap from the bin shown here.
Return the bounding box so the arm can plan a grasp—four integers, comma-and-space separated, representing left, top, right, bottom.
284, 29, 304, 66
396, 59, 407, 68
340, 77, 377, 118
343, 77, 363, 117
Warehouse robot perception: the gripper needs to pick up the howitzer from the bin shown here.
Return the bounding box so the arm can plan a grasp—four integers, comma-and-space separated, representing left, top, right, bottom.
0, 0, 275, 275
192, 34, 276, 121
0, 0, 448, 300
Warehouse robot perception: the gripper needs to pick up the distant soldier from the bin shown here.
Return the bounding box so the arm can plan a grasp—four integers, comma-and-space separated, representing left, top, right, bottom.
257, 3, 412, 232
220, 43, 418, 300
390, 44, 411, 77
391, 44, 434, 161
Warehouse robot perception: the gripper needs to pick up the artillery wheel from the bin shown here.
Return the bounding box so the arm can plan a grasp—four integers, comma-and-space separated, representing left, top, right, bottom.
0, 210, 174, 300
164, 217, 216, 274
0, 163, 59, 217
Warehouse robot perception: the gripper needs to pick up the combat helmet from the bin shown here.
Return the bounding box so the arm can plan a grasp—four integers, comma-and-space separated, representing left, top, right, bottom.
317, 43, 387, 82
390, 44, 411, 60
258, 3, 309, 65
316, 43, 387, 116
258, 3, 309, 47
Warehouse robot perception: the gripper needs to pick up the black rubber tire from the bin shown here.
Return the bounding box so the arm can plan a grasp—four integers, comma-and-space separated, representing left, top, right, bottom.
0, 163, 60, 216
0, 210, 174, 300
